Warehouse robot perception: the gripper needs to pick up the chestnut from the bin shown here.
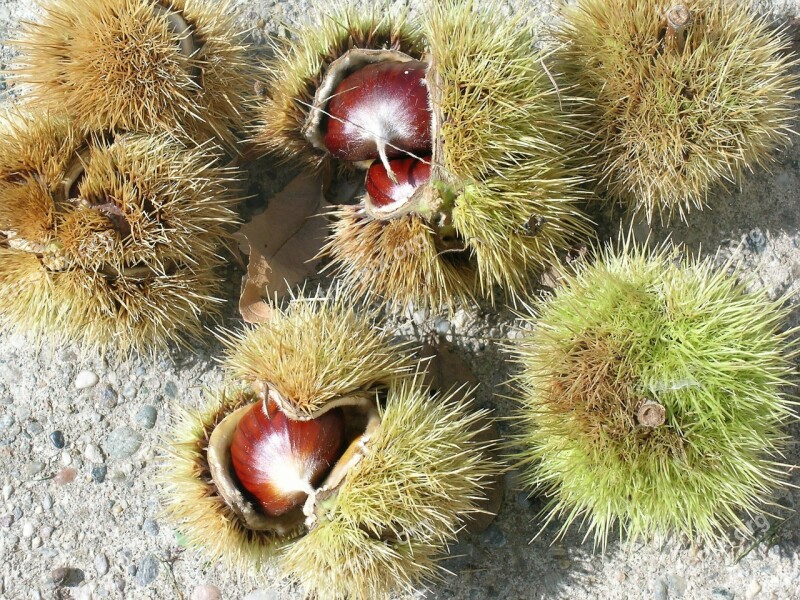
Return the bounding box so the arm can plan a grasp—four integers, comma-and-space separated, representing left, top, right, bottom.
230, 399, 345, 517
365, 156, 431, 213
323, 60, 432, 176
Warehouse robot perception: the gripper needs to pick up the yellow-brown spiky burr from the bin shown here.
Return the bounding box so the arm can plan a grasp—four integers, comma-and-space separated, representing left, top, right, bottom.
10, 0, 255, 150
555, 0, 799, 222
161, 291, 498, 598
255, 1, 589, 311
0, 109, 239, 354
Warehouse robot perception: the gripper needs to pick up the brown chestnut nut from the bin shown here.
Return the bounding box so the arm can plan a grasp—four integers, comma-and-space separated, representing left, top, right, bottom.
366, 156, 432, 212
323, 61, 432, 175
230, 399, 345, 517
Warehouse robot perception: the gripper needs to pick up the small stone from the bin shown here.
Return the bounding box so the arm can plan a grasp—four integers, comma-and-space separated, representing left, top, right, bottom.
74, 371, 99, 390
103, 426, 143, 459
26, 421, 43, 435
142, 518, 159, 537
135, 406, 158, 430
94, 554, 109, 577
54, 468, 77, 485
21, 522, 34, 538
42, 494, 53, 510
0, 414, 14, 430
122, 382, 138, 400
60, 451, 72, 466
134, 554, 159, 586
711, 589, 734, 600
1, 514, 13, 527
242, 591, 282, 600
97, 385, 118, 409
163, 381, 178, 398
50, 431, 65, 449
31, 536, 41, 549
434, 318, 452, 335
746, 228, 767, 253
667, 574, 687, 597
40, 526, 53, 540
85, 444, 104, 464
655, 579, 669, 600
113, 575, 125, 593
480, 524, 506, 548
191, 584, 222, 600
91, 465, 107, 483
23, 461, 45, 478
50, 567, 84, 587
2, 484, 13, 500
745, 581, 762, 599
516, 491, 534, 509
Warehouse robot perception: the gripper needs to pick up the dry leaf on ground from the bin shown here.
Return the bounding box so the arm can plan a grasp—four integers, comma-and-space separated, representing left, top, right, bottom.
235, 173, 330, 323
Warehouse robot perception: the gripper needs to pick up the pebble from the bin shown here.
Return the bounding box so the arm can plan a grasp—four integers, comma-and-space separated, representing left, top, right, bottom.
434, 318, 452, 335
61, 451, 72, 466
142, 518, 159, 537
480, 524, 507, 548
667, 574, 687, 597
74, 371, 99, 390
113, 575, 125, 593
746, 581, 762, 599
515, 491, 534, 509
94, 554, 109, 577
24, 461, 45, 478
22, 522, 34, 538
40, 526, 53, 540
50, 431, 65, 449
191, 584, 222, 600
3, 484, 13, 501
91, 465, 107, 484
26, 421, 43, 435
0, 414, 14, 430
85, 444, 105, 464
135, 406, 158, 430
242, 591, 282, 600
50, 567, 84, 587
163, 381, 178, 398
122, 382, 138, 400
103, 427, 143, 459
54, 468, 77, 485
97, 385, 118, 409
747, 228, 767, 253
1, 514, 12, 527
43, 494, 53, 510
711, 589, 734, 600
655, 579, 669, 600
134, 553, 160, 586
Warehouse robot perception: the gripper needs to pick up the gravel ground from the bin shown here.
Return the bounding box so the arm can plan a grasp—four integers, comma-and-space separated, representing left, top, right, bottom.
2, 0, 800, 599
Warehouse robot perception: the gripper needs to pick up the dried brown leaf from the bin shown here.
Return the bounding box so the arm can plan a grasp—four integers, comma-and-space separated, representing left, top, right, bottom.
236, 173, 330, 323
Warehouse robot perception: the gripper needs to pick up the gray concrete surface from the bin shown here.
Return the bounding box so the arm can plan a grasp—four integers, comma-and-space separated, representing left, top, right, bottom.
2, 0, 800, 598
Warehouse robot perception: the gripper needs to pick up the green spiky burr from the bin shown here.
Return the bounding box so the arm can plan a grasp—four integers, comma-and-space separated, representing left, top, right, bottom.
510, 242, 797, 545
555, 0, 799, 222
255, 1, 589, 310
161, 291, 498, 598
0, 109, 239, 354
10, 0, 255, 149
